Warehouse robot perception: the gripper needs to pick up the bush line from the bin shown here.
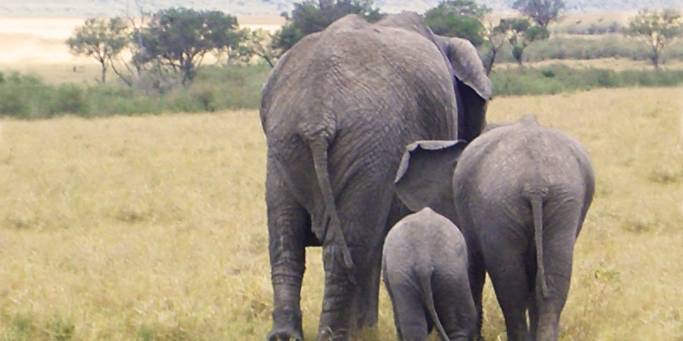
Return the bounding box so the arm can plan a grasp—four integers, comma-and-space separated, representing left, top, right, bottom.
1, 63, 682, 119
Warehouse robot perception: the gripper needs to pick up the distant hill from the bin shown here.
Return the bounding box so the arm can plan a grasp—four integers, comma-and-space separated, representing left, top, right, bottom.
0, 0, 681, 17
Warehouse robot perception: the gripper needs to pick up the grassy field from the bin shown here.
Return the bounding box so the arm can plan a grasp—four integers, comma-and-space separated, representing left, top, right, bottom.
0, 87, 681, 340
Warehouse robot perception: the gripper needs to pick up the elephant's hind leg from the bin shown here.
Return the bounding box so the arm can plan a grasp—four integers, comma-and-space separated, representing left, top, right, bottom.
385, 278, 430, 341
353, 197, 408, 330
318, 178, 395, 339
267, 164, 308, 341
532, 210, 580, 341
483, 233, 531, 341
317, 244, 356, 340
352, 240, 383, 329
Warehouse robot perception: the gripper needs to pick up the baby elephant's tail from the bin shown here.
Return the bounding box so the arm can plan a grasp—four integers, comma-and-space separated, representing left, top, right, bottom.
419, 270, 449, 341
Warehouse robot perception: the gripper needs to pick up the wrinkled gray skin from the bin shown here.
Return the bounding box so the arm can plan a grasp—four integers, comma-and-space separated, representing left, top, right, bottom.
395, 116, 595, 341
383, 208, 476, 341
260, 12, 490, 341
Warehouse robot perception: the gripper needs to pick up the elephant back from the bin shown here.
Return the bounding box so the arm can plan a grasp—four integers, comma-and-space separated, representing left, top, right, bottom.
261, 14, 459, 144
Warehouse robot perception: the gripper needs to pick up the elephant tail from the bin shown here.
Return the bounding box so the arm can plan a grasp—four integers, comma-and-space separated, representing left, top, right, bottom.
419, 269, 449, 341
310, 139, 355, 273
530, 195, 550, 299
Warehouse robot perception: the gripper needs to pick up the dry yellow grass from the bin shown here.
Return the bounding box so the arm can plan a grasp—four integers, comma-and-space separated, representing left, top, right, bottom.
0, 87, 682, 340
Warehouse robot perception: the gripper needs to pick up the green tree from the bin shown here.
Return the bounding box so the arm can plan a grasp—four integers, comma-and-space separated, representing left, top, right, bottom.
512, 0, 564, 29
134, 8, 244, 84
499, 18, 549, 66
626, 9, 683, 70
66, 17, 128, 83
425, 0, 490, 46
273, 0, 382, 52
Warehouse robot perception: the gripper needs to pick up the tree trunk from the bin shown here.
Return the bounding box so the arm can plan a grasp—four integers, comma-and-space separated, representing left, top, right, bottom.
110, 59, 135, 87
182, 61, 195, 86
485, 48, 498, 75
652, 46, 660, 70
262, 55, 275, 68
100, 61, 107, 83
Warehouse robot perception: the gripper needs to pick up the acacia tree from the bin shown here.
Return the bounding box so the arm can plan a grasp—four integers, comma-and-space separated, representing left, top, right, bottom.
135, 8, 244, 85
483, 20, 507, 74
626, 9, 683, 70
512, 0, 564, 29
235, 29, 281, 67
273, 0, 382, 52
499, 18, 549, 66
66, 17, 128, 83
425, 0, 490, 47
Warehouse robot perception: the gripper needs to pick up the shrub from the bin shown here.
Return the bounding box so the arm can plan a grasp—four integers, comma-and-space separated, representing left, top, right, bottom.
0, 85, 30, 117
52, 84, 89, 115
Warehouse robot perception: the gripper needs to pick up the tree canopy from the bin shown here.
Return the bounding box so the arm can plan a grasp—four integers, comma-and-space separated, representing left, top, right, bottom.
66, 17, 129, 83
134, 8, 243, 84
512, 0, 565, 29
626, 9, 683, 69
425, 0, 490, 47
273, 0, 382, 52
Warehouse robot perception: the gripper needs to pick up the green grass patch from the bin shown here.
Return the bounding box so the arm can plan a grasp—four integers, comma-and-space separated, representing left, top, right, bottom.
0, 312, 75, 341
492, 64, 683, 96
0, 64, 271, 119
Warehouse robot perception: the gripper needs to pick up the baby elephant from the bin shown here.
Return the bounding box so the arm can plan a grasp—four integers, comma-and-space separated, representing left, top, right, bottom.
382, 208, 477, 341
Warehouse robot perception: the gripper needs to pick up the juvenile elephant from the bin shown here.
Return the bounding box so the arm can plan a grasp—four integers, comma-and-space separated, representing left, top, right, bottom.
383, 208, 477, 341
260, 12, 491, 340
395, 116, 595, 340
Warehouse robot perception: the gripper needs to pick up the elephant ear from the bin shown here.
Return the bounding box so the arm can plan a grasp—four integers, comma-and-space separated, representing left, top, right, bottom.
442, 37, 492, 101
394, 140, 467, 213
439, 36, 492, 142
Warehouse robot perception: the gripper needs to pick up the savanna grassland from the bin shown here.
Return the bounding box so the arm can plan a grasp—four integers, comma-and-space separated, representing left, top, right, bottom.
0, 87, 681, 340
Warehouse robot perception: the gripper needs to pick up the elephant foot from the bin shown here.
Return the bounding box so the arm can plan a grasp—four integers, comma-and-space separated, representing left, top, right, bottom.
353, 305, 378, 330
268, 329, 303, 341
316, 327, 349, 341
268, 309, 303, 341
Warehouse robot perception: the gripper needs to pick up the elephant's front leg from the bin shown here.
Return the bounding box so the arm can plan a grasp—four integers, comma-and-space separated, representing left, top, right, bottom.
267, 166, 308, 341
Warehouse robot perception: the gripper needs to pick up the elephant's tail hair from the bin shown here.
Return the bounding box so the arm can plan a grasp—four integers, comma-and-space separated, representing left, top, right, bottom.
530, 195, 550, 299
310, 139, 355, 274
419, 269, 449, 341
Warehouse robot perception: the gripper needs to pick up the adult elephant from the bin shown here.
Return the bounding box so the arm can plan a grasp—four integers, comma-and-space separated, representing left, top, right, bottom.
260, 12, 491, 340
